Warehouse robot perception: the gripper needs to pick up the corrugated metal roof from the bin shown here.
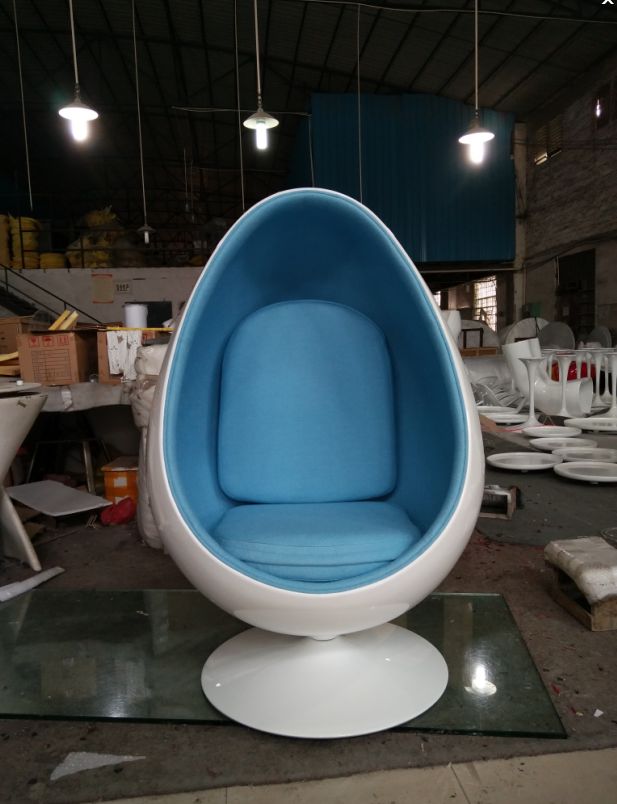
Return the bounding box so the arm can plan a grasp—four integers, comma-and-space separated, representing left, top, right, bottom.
0, 0, 614, 225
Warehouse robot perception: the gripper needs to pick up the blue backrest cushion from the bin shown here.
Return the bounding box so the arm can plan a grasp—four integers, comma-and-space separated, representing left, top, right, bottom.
218, 300, 396, 503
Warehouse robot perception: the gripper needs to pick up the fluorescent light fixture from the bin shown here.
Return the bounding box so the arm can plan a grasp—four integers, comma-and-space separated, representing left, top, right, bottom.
58, 0, 98, 142
244, 0, 278, 150
59, 93, 98, 141
458, 0, 494, 164
243, 105, 279, 150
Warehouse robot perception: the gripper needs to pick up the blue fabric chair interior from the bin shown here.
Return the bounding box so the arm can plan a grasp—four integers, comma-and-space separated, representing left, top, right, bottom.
150, 188, 484, 738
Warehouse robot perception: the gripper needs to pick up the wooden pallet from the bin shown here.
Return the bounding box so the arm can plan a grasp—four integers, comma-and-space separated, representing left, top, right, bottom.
546, 562, 617, 631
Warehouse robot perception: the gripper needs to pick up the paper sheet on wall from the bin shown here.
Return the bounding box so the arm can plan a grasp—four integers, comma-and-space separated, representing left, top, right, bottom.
91, 273, 114, 304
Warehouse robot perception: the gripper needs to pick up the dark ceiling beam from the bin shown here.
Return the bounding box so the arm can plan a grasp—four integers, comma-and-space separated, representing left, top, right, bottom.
316, 3, 348, 91
342, 4, 382, 94
160, 0, 201, 164
130, 3, 187, 155
467, 8, 592, 111
282, 0, 309, 166
197, 0, 221, 208
490, 2, 605, 111
406, 2, 466, 90
0, 5, 69, 102
435, 0, 525, 98
372, 2, 426, 93
93, 0, 175, 161
526, 42, 617, 122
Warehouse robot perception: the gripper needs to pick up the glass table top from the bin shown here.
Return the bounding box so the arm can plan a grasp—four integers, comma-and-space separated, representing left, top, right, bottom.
0, 591, 565, 738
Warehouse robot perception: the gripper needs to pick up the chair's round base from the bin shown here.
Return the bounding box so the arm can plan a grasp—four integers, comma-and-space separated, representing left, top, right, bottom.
202, 623, 448, 739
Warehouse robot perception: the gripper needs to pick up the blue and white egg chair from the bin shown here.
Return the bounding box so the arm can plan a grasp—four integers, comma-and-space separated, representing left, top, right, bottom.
148, 188, 484, 738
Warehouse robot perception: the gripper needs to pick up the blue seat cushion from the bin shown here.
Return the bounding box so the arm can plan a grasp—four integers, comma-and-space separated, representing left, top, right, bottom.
213, 501, 421, 583
218, 300, 396, 504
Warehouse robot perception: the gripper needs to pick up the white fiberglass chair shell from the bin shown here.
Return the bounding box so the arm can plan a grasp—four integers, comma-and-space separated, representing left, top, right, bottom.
148, 188, 484, 738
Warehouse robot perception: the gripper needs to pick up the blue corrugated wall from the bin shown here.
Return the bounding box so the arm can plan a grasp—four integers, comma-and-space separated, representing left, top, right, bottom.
288, 93, 515, 263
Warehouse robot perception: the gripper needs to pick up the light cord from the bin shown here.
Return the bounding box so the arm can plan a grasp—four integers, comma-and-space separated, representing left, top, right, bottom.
474, 0, 479, 114
132, 0, 149, 228
68, 0, 79, 88
357, 4, 363, 203
13, 0, 33, 211
253, 0, 262, 103
234, 0, 246, 211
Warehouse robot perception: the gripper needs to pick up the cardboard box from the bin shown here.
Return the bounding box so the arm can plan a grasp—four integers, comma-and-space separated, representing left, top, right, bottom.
0, 315, 32, 354
17, 330, 98, 385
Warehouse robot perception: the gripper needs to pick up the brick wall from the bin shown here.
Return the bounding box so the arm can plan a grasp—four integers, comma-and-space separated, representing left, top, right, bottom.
524, 76, 617, 329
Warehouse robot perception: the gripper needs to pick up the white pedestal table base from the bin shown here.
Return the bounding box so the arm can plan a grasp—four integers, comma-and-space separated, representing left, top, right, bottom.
202, 623, 448, 739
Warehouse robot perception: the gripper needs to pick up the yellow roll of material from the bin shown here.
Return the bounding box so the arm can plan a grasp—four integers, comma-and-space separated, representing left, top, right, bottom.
0, 214, 9, 267
82, 206, 119, 229
9, 215, 40, 232
11, 256, 40, 269
85, 250, 112, 268
40, 252, 67, 269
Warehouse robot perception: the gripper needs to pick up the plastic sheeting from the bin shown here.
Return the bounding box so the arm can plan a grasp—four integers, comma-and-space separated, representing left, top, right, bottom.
129, 344, 168, 549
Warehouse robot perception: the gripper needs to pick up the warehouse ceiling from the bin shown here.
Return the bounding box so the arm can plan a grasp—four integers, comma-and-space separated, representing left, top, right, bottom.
0, 0, 616, 239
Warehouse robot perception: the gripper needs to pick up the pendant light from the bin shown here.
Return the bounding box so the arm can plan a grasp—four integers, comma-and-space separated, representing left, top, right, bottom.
458, 0, 494, 165
132, 0, 153, 245
58, 0, 98, 142
243, 0, 278, 150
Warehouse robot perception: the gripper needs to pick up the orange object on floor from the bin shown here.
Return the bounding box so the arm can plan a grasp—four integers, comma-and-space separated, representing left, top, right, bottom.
101, 456, 139, 504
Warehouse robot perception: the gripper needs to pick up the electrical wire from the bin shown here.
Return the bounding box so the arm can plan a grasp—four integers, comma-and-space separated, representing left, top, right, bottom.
297, 0, 617, 26
172, 106, 309, 116
253, 0, 263, 102
67, 0, 80, 86
356, 4, 363, 203
234, 0, 246, 211
132, 0, 149, 232
473, 0, 478, 114
308, 114, 315, 186
12, 0, 33, 212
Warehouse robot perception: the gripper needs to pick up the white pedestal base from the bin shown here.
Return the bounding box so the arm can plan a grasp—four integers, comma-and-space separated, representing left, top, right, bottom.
202, 623, 448, 739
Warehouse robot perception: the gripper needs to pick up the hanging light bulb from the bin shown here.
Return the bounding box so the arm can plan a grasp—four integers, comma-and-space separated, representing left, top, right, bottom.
243, 104, 278, 150
58, 0, 98, 142
137, 224, 155, 245
458, 0, 494, 165
59, 91, 98, 142
459, 113, 494, 164
243, 0, 278, 150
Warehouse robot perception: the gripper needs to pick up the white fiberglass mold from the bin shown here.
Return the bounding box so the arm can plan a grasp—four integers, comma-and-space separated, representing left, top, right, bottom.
148, 188, 484, 738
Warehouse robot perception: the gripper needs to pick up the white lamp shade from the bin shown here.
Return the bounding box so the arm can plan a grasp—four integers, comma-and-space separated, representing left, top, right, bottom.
58, 98, 99, 122
458, 117, 495, 145
243, 107, 279, 131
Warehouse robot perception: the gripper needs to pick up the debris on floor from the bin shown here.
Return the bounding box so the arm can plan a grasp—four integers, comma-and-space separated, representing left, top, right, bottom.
0, 566, 64, 602
5, 480, 111, 517
50, 752, 146, 782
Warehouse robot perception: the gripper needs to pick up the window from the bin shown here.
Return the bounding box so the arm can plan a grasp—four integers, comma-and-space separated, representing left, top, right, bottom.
433, 291, 441, 307
533, 115, 562, 165
473, 276, 497, 331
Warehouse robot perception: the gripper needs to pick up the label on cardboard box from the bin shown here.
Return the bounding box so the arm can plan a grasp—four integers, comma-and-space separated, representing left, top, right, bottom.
29, 334, 71, 348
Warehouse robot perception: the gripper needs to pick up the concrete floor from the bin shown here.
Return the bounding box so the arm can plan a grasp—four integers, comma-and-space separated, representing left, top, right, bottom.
87, 748, 617, 804
2, 439, 617, 802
